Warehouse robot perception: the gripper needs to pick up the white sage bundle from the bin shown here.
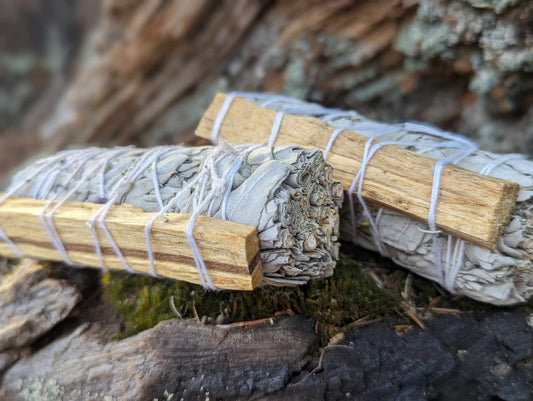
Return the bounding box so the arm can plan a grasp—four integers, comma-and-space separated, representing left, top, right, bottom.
5, 144, 343, 286
230, 93, 532, 305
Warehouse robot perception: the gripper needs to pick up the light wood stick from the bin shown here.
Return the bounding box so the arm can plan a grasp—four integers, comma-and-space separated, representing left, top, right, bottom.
195, 93, 520, 250
0, 196, 262, 290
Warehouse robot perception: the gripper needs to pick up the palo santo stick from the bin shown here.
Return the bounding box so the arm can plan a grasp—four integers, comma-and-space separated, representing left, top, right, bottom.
0, 196, 262, 291
196, 93, 520, 249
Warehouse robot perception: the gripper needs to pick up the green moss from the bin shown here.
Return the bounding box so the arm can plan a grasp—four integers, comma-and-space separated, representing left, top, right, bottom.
0, 257, 22, 278
410, 274, 498, 313
101, 272, 181, 338
101, 255, 398, 342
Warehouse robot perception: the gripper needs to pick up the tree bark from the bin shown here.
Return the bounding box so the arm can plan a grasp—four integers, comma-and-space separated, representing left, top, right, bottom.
2, 0, 532, 180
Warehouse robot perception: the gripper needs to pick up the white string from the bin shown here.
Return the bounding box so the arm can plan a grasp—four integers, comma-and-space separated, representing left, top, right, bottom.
39, 148, 101, 264
143, 144, 261, 287
43, 161, 103, 260
182, 147, 246, 288
210, 91, 325, 145
151, 148, 175, 210
4, 94, 525, 293
323, 128, 345, 159
43, 148, 133, 265
268, 112, 284, 146
317, 116, 479, 290
0, 226, 23, 257
442, 153, 526, 291
184, 153, 242, 289
211, 92, 281, 144
98, 147, 134, 201
89, 148, 165, 272
144, 162, 207, 278
346, 131, 477, 288
479, 153, 525, 175
322, 110, 365, 123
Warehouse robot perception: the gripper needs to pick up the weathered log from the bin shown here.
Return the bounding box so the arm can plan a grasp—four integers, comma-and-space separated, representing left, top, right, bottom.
0, 316, 318, 401
0, 259, 81, 351
0, 350, 19, 377
4, 0, 532, 183
269, 312, 533, 401
1, 309, 531, 401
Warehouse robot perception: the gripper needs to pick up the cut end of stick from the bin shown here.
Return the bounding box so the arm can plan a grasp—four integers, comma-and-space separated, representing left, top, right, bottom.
487, 180, 522, 247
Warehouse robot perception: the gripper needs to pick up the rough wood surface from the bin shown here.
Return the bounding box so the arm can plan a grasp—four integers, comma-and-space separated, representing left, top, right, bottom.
0, 196, 262, 291
196, 94, 520, 250
0, 315, 318, 401
3, 1, 533, 186
0, 350, 19, 377
266, 312, 533, 401
0, 259, 81, 351
1, 307, 531, 401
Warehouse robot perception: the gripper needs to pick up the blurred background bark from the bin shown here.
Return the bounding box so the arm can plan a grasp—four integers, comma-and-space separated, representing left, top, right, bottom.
1, 0, 532, 184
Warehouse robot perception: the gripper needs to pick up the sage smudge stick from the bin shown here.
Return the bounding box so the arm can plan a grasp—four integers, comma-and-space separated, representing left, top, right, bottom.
4, 144, 343, 286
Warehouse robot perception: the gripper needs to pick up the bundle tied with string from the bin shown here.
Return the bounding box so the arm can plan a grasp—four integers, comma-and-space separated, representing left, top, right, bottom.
204, 93, 532, 305
3, 143, 343, 287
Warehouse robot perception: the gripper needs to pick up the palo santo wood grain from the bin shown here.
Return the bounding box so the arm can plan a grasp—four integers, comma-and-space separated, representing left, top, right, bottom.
196, 93, 520, 249
0, 196, 262, 290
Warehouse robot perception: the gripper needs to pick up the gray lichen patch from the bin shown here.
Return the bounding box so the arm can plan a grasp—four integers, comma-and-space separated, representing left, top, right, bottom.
16, 377, 118, 401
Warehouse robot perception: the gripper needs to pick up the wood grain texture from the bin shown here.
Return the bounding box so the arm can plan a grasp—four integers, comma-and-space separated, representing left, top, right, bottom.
0, 316, 318, 400
0, 196, 262, 290
196, 94, 520, 249
0, 259, 81, 351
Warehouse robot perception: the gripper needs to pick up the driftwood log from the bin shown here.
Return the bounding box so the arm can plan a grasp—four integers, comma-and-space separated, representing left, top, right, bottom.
0, 259, 82, 379
0, 316, 318, 401
0, 260, 81, 352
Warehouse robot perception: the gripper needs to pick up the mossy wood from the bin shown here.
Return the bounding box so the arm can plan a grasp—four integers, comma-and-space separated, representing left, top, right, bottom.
0, 196, 262, 290
196, 93, 520, 250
